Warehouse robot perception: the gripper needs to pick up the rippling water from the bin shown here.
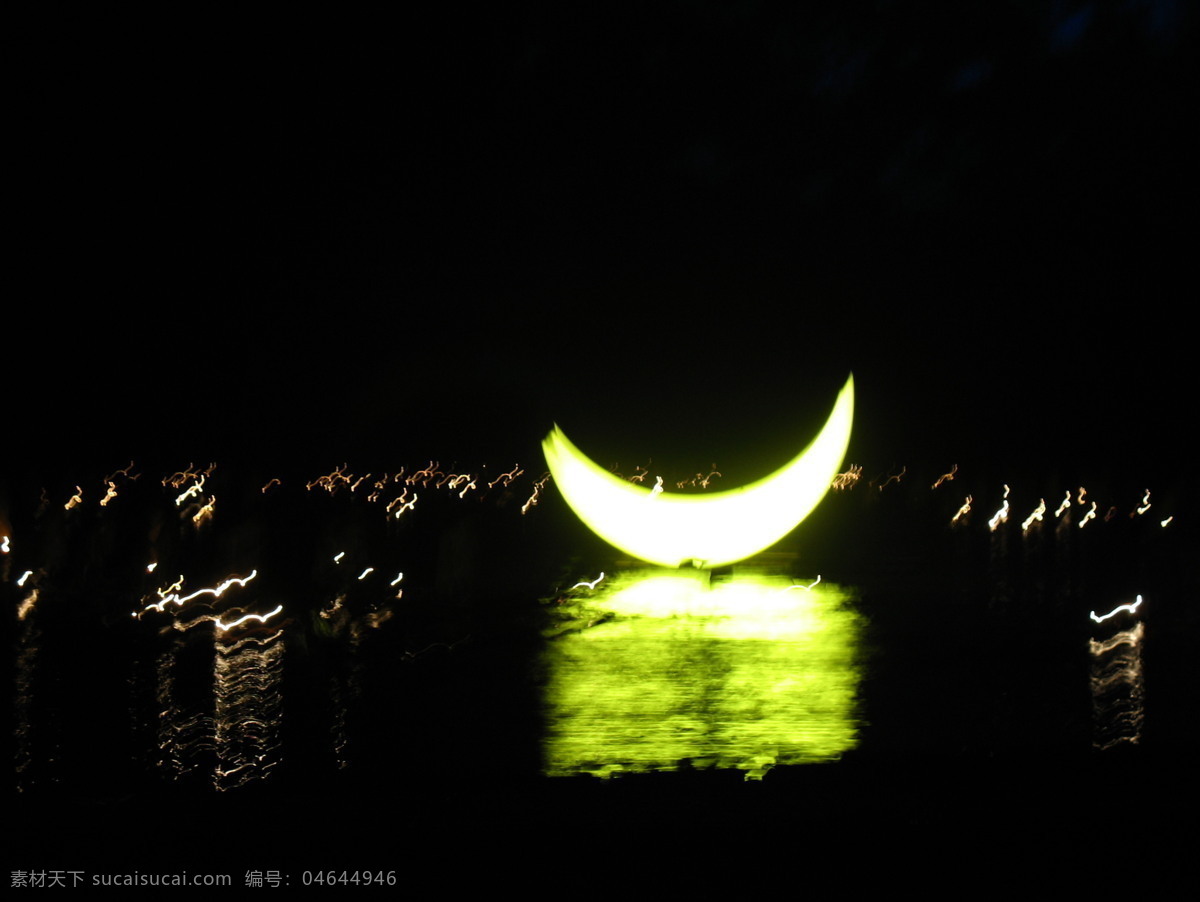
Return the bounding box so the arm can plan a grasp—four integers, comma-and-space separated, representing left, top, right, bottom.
4, 461, 1193, 872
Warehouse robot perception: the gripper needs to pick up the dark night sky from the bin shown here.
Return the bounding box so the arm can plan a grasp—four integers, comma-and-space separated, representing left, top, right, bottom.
10, 4, 1194, 496
5, 9, 1197, 872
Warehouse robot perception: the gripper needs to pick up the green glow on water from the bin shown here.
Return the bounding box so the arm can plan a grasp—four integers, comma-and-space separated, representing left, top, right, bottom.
543, 569, 862, 779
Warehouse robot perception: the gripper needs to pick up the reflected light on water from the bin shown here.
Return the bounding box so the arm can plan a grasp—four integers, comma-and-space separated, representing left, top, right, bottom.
543, 568, 862, 780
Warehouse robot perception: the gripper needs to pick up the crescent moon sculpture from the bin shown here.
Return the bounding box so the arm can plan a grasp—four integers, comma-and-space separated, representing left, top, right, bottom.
543, 375, 854, 568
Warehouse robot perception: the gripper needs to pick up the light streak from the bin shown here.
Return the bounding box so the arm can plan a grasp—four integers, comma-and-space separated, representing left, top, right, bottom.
1090, 595, 1143, 624
192, 496, 216, 525
1, 536, 9, 553
17, 570, 34, 586
388, 490, 417, 518
107, 461, 137, 480
876, 466, 906, 492
157, 575, 185, 597
988, 486, 1010, 531
215, 604, 283, 633
488, 464, 524, 489
1136, 489, 1151, 515
650, 476, 664, 497
522, 473, 550, 515
1105, 506, 1119, 522
408, 461, 441, 487
1160, 516, 1173, 528
357, 567, 375, 581
832, 465, 861, 491
137, 570, 258, 616
64, 486, 84, 510
147, 562, 158, 573
931, 464, 958, 489
1077, 486, 1087, 505
99, 461, 138, 507
1089, 621, 1144, 654
320, 595, 345, 619
333, 551, 346, 563
261, 478, 281, 493
1078, 501, 1097, 528
390, 572, 404, 586
446, 474, 476, 498
1021, 498, 1046, 533
307, 464, 352, 493
175, 476, 205, 507
570, 572, 606, 591
17, 588, 38, 621
1055, 491, 1071, 518
951, 495, 973, 524
163, 464, 201, 488
781, 575, 821, 592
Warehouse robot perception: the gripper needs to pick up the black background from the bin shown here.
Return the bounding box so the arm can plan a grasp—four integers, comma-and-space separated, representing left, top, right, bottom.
7, 4, 1196, 883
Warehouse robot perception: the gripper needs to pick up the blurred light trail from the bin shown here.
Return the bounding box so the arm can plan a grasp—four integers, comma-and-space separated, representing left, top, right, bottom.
488, 464, 524, 489
215, 605, 284, 633
1, 536, 9, 553
64, 486, 83, 510
137, 570, 258, 616
522, 474, 550, 515
952, 495, 973, 524
388, 490, 417, 518
1160, 516, 1173, 528
17, 570, 33, 586
261, 478, 281, 493
357, 568, 374, 581
17, 588, 38, 621
191, 496, 215, 525
1090, 595, 1144, 624
832, 464, 861, 491
876, 465, 906, 492
931, 464, 958, 489
1079, 501, 1097, 528
174, 476, 205, 506
1055, 491, 1072, 517
1090, 620, 1145, 751
570, 572, 606, 591
1021, 498, 1046, 533
781, 575, 821, 592
988, 486, 1010, 531
1136, 489, 1151, 515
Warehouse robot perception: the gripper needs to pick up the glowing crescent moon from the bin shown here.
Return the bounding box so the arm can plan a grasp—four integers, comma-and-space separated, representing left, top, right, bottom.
543, 374, 854, 568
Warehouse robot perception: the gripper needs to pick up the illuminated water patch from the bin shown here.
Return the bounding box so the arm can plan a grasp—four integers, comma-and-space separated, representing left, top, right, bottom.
543, 569, 862, 779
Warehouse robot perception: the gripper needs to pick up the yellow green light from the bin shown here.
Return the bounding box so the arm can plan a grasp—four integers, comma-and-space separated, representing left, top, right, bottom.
542, 375, 854, 568
543, 569, 862, 779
